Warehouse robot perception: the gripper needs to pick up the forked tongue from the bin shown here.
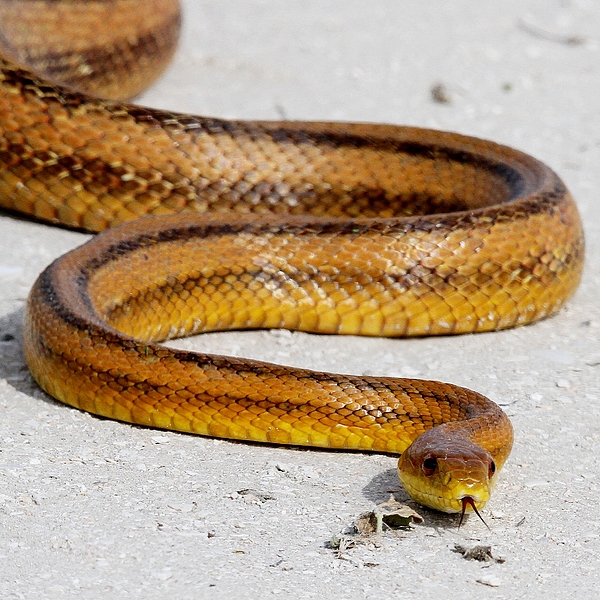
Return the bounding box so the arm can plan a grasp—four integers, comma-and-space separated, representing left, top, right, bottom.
459, 496, 490, 531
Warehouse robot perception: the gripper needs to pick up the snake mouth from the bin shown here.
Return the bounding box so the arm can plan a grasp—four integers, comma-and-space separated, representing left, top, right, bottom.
459, 496, 490, 530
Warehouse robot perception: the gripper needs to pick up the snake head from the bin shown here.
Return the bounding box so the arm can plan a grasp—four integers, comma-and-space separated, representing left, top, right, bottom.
397, 428, 497, 515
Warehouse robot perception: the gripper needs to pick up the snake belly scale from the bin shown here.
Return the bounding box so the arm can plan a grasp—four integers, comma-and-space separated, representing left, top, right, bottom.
0, 0, 584, 514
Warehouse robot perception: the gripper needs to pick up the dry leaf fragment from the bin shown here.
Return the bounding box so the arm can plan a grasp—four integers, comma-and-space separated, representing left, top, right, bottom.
355, 497, 423, 534
453, 544, 505, 563
237, 488, 276, 503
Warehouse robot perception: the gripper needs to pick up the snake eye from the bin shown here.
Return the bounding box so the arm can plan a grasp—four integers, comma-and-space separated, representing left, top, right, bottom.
422, 456, 438, 476
488, 460, 496, 479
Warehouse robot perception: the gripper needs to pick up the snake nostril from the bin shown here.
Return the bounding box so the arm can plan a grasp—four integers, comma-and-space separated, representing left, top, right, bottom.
422, 456, 438, 476
488, 459, 496, 479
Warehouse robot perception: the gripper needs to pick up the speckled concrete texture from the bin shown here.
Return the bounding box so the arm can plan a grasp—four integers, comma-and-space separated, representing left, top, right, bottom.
0, 1, 599, 598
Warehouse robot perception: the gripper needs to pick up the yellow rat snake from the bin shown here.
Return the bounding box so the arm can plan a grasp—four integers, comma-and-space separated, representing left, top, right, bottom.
0, 0, 584, 516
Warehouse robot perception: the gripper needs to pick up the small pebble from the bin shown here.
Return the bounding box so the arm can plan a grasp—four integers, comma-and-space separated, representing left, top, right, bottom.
154, 569, 173, 581
477, 575, 502, 588
525, 479, 550, 488
151, 435, 170, 444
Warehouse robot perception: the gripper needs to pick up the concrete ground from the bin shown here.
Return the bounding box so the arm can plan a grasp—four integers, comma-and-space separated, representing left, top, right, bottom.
1, 1, 599, 598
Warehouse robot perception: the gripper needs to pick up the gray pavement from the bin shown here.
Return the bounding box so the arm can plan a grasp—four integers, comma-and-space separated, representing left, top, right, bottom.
1, 1, 599, 598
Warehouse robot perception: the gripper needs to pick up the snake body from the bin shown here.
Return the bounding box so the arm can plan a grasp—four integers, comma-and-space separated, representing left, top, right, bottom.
1, 0, 584, 514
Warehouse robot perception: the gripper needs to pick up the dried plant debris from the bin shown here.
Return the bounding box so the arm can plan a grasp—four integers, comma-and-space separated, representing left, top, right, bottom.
327, 498, 423, 556
236, 489, 277, 503
327, 534, 357, 552
517, 19, 586, 46
355, 497, 423, 534
453, 544, 505, 563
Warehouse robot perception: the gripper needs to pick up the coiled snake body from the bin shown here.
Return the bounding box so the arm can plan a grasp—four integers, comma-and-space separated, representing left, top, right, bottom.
0, 0, 584, 515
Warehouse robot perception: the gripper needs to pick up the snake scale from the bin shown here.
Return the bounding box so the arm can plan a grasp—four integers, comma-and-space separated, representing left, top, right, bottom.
0, 0, 584, 516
